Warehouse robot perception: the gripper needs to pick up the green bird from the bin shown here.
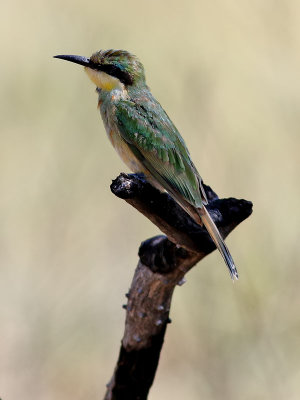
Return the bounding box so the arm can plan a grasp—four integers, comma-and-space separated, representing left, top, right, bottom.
54, 49, 238, 280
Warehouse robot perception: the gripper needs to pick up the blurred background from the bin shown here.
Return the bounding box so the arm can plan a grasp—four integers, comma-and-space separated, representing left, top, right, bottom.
1, 0, 300, 399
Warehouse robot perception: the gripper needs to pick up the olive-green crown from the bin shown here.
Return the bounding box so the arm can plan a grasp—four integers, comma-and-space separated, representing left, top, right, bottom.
89, 49, 145, 86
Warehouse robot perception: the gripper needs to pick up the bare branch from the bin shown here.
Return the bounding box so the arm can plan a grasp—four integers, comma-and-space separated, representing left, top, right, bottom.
104, 173, 252, 400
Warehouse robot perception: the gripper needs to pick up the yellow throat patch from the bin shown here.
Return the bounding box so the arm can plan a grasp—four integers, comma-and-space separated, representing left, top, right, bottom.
84, 67, 124, 91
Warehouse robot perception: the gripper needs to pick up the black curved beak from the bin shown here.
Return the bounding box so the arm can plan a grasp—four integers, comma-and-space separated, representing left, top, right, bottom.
53, 54, 91, 67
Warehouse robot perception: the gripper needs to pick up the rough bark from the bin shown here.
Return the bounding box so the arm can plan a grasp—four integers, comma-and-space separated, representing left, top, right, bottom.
104, 173, 253, 400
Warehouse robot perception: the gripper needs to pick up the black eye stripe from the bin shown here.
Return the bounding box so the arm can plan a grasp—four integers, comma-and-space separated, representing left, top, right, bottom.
89, 62, 133, 86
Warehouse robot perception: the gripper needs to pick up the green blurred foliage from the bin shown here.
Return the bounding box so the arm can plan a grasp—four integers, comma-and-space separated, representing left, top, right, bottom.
1, 0, 300, 399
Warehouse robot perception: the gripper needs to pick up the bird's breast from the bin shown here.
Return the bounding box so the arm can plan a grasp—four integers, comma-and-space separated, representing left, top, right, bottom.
98, 94, 146, 173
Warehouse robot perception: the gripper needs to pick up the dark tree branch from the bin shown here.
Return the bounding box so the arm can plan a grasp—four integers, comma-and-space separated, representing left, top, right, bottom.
104, 173, 252, 400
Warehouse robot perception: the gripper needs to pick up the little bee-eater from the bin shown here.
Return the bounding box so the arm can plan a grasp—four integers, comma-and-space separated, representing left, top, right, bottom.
54, 49, 238, 280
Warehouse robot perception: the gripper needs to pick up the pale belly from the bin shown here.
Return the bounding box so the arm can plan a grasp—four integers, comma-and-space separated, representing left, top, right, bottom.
106, 126, 165, 192
108, 127, 145, 174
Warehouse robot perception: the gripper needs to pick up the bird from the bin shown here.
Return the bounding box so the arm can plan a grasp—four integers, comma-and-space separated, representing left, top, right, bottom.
54, 49, 238, 280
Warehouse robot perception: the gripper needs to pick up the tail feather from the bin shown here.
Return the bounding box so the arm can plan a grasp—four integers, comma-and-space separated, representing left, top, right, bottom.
198, 205, 238, 280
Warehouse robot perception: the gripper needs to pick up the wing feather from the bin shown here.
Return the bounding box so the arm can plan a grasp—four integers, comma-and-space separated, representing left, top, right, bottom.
115, 97, 207, 208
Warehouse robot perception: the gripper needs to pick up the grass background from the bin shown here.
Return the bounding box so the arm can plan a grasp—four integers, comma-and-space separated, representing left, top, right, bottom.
1, 1, 300, 399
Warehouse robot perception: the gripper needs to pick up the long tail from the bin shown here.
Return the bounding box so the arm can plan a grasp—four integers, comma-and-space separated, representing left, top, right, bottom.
198, 205, 238, 280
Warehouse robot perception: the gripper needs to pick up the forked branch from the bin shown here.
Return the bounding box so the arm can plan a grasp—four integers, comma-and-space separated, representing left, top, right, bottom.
104, 173, 252, 400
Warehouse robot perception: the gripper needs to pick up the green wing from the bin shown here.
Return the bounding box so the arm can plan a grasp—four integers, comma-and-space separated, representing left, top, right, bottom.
115, 97, 207, 208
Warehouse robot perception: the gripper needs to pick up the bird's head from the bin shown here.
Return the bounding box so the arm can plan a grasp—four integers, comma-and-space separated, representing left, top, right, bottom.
54, 49, 146, 91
